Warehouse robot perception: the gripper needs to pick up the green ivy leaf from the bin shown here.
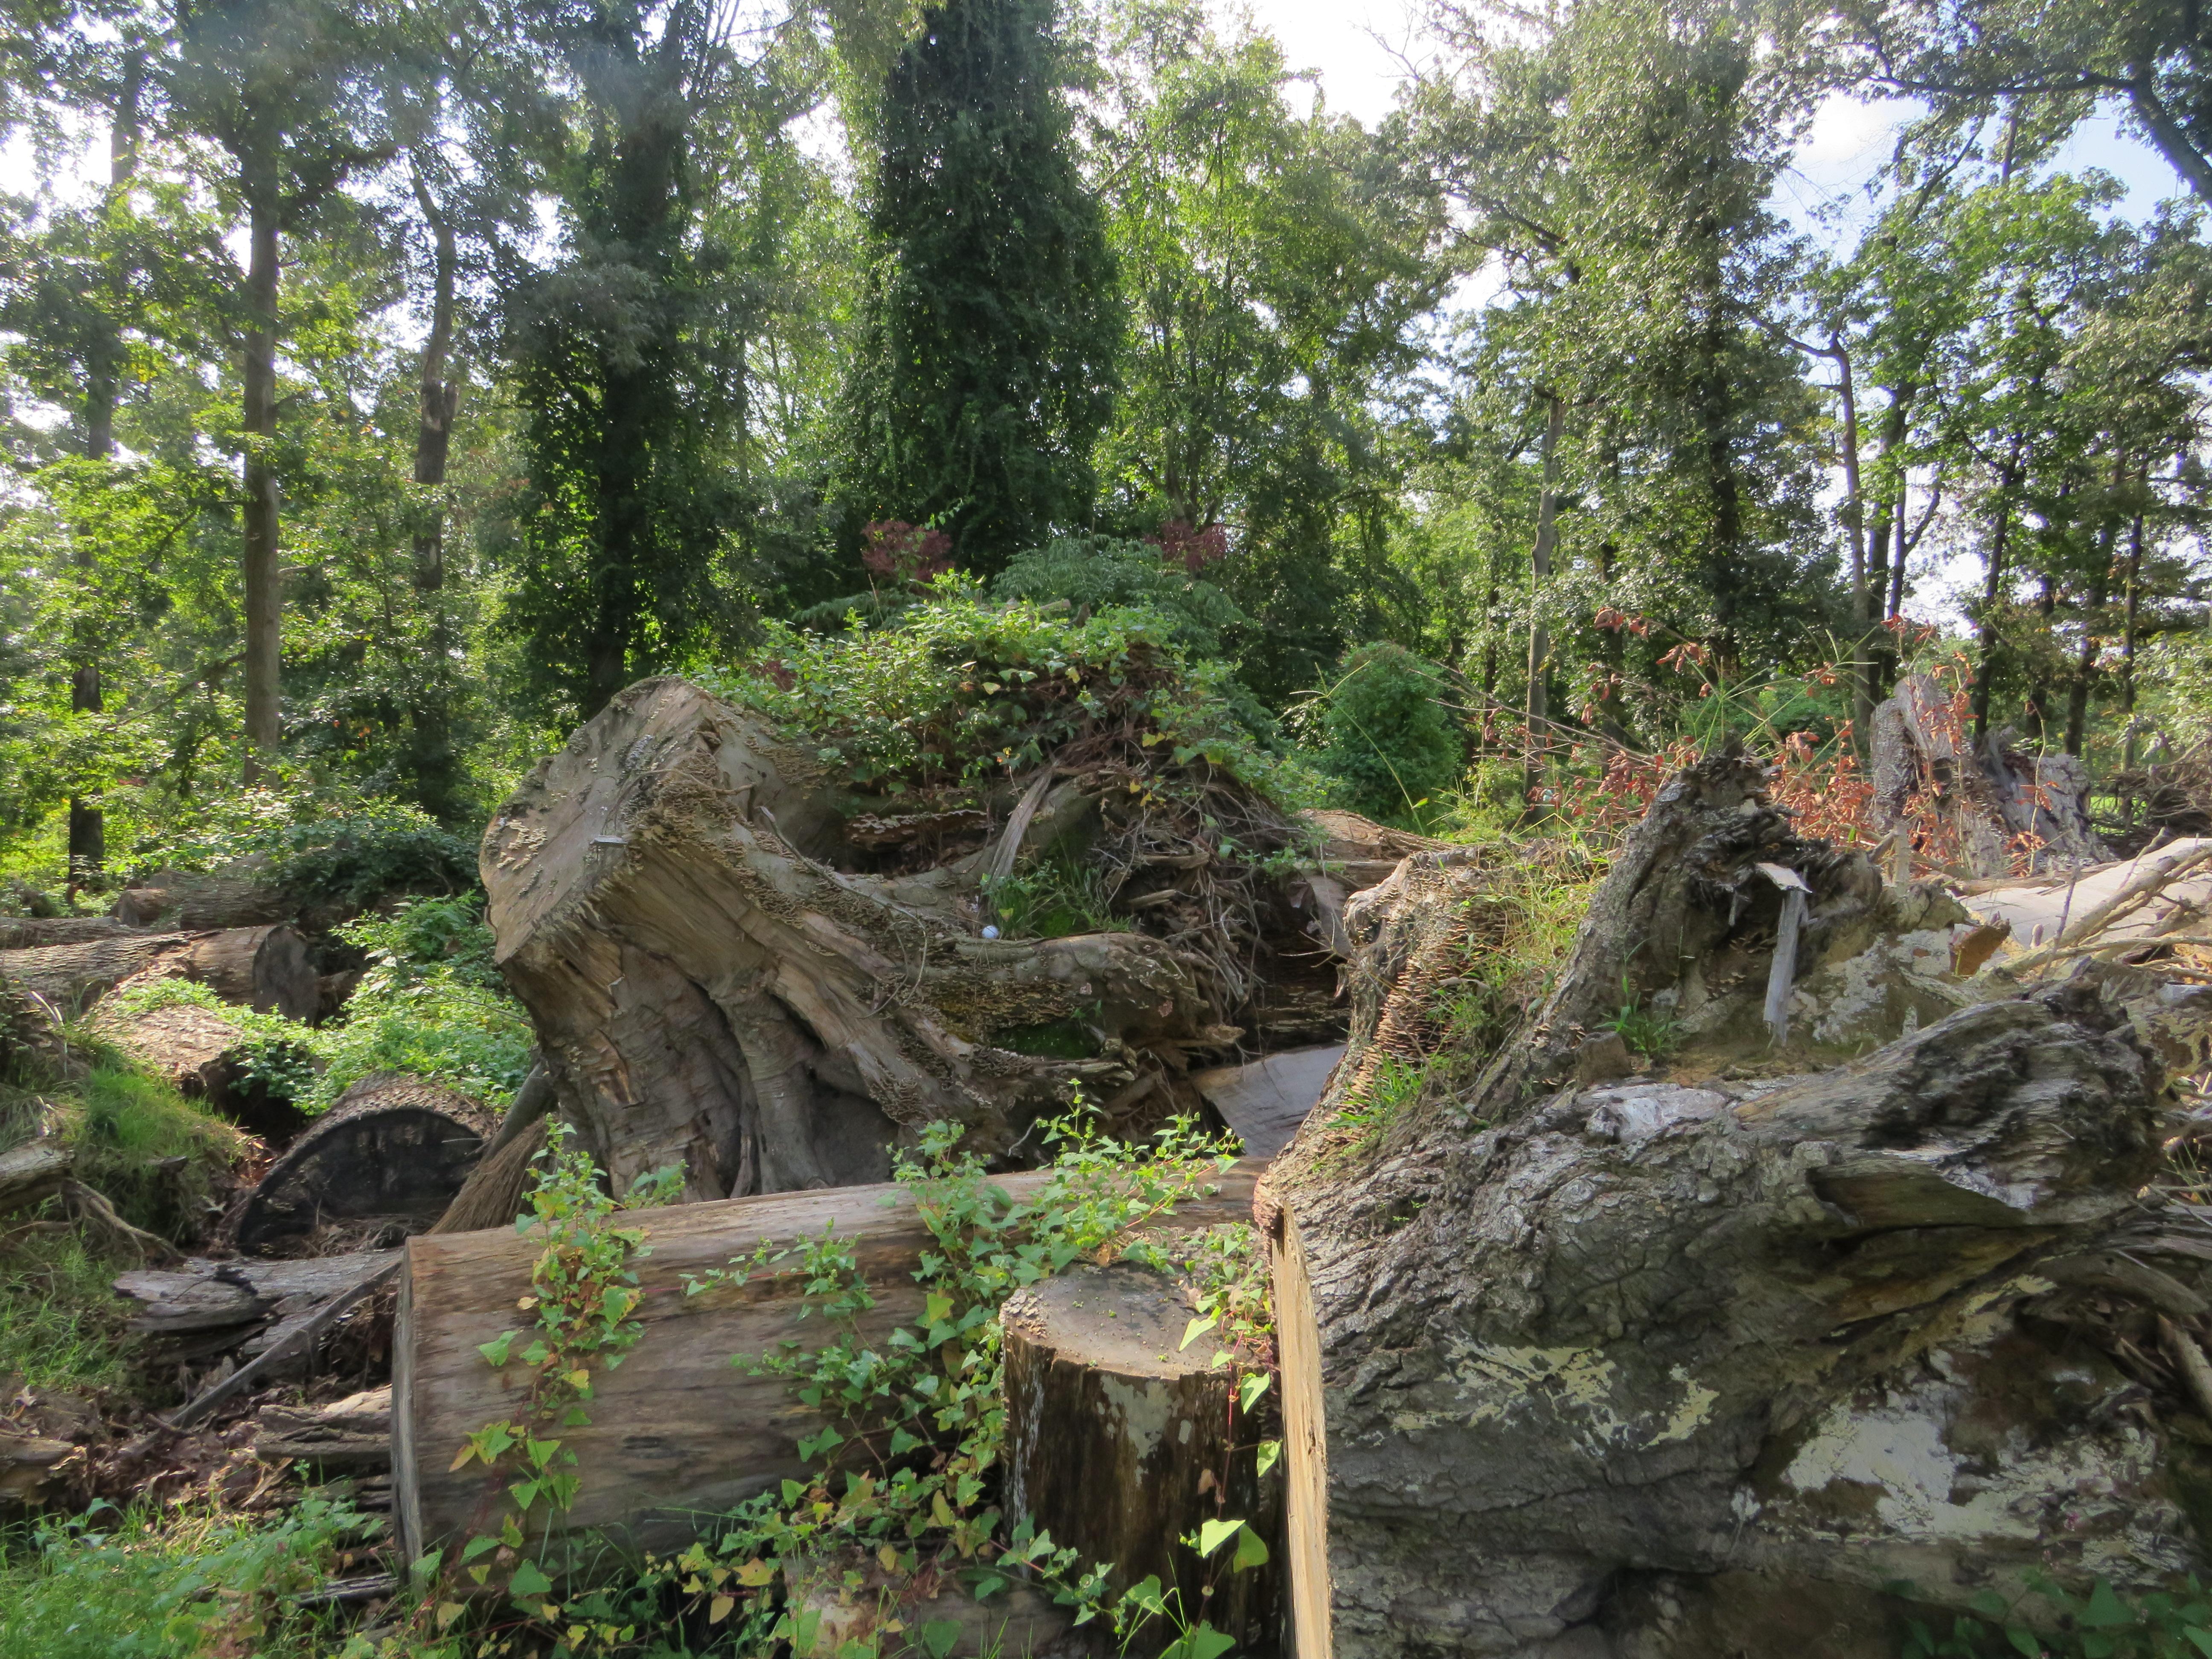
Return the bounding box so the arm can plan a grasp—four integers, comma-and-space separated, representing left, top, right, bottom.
1233, 1526, 1270, 1572
2083, 1580, 2133, 1629
508, 1559, 554, 1598
1255, 1439, 1282, 1478
1195, 1517, 1244, 1559
477, 1331, 514, 1367
1237, 1373, 1271, 1412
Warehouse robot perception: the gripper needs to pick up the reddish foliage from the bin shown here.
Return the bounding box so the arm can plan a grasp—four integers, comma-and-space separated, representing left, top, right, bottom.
1146, 520, 1230, 574
863, 520, 954, 583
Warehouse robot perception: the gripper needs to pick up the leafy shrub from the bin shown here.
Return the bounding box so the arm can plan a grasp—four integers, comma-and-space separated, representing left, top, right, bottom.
100, 898, 534, 1114
1901, 1572, 2212, 1657
984, 844, 1129, 938
1307, 642, 1465, 828
704, 580, 1326, 808
316, 897, 532, 1108
990, 535, 1252, 661
127, 793, 476, 912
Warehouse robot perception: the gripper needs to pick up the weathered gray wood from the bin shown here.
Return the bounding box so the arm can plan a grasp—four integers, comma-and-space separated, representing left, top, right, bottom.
396, 1159, 1262, 1563
166, 1257, 400, 1429
254, 1384, 392, 1473
1192, 1045, 1343, 1159
0, 1141, 72, 1215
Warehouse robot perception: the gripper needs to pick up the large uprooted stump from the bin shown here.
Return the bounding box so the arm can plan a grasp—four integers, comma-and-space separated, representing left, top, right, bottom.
231, 1074, 495, 1256
395, 1161, 1260, 1562
483, 677, 1327, 1200
1263, 754, 2207, 1659
1003, 1261, 1281, 1650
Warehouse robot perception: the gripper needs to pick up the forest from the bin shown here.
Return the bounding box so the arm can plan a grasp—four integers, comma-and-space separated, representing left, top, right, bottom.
0, 0, 2209, 1654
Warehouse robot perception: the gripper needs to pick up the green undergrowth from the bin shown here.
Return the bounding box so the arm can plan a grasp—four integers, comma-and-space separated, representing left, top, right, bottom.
702, 580, 1327, 810
94, 895, 533, 1114
122, 793, 477, 915
371, 1107, 1281, 1659
1901, 1572, 2212, 1658
0, 1496, 371, 1659
0, 1233, 135, 1394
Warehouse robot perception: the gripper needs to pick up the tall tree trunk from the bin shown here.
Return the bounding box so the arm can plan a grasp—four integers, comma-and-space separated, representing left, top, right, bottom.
405, 166, 462, 818
1829, 338, 1871, 741
2119, 474, 2148, 822
1522, 392, 1562, 816
1863, 384, 1911, 703
2025, 574, 2056, 745
239, 183, 283, 783
1970, 444, 2023, 741
2065, 465, 2124, 758
68, 51, 145, 884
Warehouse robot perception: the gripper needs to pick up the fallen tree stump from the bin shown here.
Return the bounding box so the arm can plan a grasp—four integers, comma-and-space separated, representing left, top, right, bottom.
0, 931, 194, 1013
483, 677, 1380, 1202
0, 1140, 72, 1215
113, 861, 296, 931
396, 1159, 1261, 1563
1262, 754, 2202, 1659
1003, 1261, 1280, 1651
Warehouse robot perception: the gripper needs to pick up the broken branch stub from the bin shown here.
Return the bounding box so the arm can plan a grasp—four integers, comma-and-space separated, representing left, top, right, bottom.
482, 678, 1240, 1199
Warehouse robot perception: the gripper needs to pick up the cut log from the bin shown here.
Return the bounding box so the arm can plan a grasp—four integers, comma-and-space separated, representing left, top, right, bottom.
1260, 753, 2194, 1659
169, 924, 319, 1022
0, 915, 139, 951
482, 677, 1251, 1199
113, 861, 294, 931
0, 932, 194, 1013
0, 923, 316, 1022
396, 1159, 1262, 1563
0, 1140, 72, 1215
1001, 1261, 1280, 1651
230, 1074, 494, 1256
96, 1000, 311, 1141
253, 1385, 393, 1473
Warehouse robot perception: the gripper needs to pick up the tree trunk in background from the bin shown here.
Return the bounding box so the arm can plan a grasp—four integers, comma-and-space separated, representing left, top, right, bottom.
405, 166, 463, 820
1970, 444, 2023, 740
68, 50, 145, 883
240, 183, 283, 783
1521, 393, 1561, 816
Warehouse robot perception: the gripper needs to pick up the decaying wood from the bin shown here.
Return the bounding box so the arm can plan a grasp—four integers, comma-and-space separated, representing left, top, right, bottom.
0, 1427, 77, 1511
0, 1140, 72, 1215
482, 678, 1281, 1199
396, 1159, 1261, 1563
1002, 1261, 1279, 1650
253, 1384, 393, 1473
167, 1257, 401, 1430
116, 1249, 401, 1361
1191, 1045, 1342, 1160
1261, 752, 2194, 1659
0, 931, 194, 1013
232, 1073, 492, 1255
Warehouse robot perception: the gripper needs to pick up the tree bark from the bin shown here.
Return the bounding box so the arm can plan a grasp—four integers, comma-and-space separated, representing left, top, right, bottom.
240, 181, 283, 782
1971, 442, 2026, 741
393, 1159, 1261, 1564
1002, 1261, 1280, 1651
1260, 759, 2189, 1659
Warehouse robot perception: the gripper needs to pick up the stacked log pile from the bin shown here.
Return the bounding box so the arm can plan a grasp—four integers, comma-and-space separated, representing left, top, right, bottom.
1262, 754, 2211, 1659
